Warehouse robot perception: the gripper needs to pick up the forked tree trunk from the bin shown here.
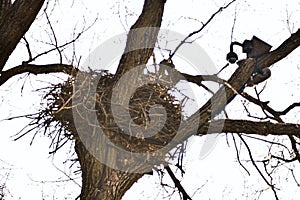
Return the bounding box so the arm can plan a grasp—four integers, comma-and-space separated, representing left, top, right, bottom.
74, 1, 167, 199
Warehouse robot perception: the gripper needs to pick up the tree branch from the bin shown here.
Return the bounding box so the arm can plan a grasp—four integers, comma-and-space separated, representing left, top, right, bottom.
115, 0, 166, 77
239, 134, 279, 200
0, 63, 77, 86
165, 165, 192, 200
0, 0, 45, 71
199, 119, 300, 137
195, 58, 255, 124
181, 73, 225, 85
257, 29, 300, 69
178, 28, 300, 141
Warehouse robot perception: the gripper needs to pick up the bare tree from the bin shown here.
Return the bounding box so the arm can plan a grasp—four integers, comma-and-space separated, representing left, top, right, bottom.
1, 0, 300, 200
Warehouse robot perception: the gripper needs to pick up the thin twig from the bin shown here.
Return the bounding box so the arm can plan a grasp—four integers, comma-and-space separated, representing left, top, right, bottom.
169, 0, 237, 59
231, 134, 250, 175
238, 134, 279, 200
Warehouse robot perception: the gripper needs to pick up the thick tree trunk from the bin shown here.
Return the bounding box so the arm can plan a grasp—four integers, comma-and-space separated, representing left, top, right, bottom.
115, 0, 166, 78
74, 0, 167, 199
75, 141, 143, 200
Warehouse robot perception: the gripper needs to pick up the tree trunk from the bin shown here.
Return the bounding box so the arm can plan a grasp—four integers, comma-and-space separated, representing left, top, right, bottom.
74, 0, 167, 199
75, 141, 143, 200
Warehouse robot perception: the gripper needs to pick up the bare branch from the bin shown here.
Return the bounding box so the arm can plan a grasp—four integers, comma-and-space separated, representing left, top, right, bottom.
165, 165, 192, 200
44, 10, 62, 63
278, 102, 300, 115
0, 0, 45, 71
0, 63, 77, 86
199, 119, 300, 137
180, 72, 225, 85
257, 28, 300, 69
169, 0, 237, 59
178, 28, 300, 142
231, 134, 250, 175
242, 89, 300, 164
22, 36, 33, 61
239, 135, 279, 200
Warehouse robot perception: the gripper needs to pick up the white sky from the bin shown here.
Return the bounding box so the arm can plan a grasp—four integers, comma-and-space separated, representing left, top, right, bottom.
1, 0, 300, 199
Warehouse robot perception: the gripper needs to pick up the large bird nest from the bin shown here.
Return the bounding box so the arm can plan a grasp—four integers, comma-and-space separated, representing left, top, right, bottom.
44, 69, 183, 154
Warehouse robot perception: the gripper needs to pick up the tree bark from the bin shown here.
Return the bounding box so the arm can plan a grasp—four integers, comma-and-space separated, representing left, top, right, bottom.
75, 141, 144, 200
198, 119, 300, 136
115, 0, 166, 78
0, 0, 45, 71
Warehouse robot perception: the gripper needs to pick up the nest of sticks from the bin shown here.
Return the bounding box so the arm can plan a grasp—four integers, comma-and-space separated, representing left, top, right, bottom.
44, 69, 183, 154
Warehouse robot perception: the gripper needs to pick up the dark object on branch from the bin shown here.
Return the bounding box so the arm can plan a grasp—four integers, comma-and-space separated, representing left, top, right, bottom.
226, 51, 238, 64
247, 67, 271, 86
226, 36, 272, 63
159, 59, 175, 68
226, 36, 272, 86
